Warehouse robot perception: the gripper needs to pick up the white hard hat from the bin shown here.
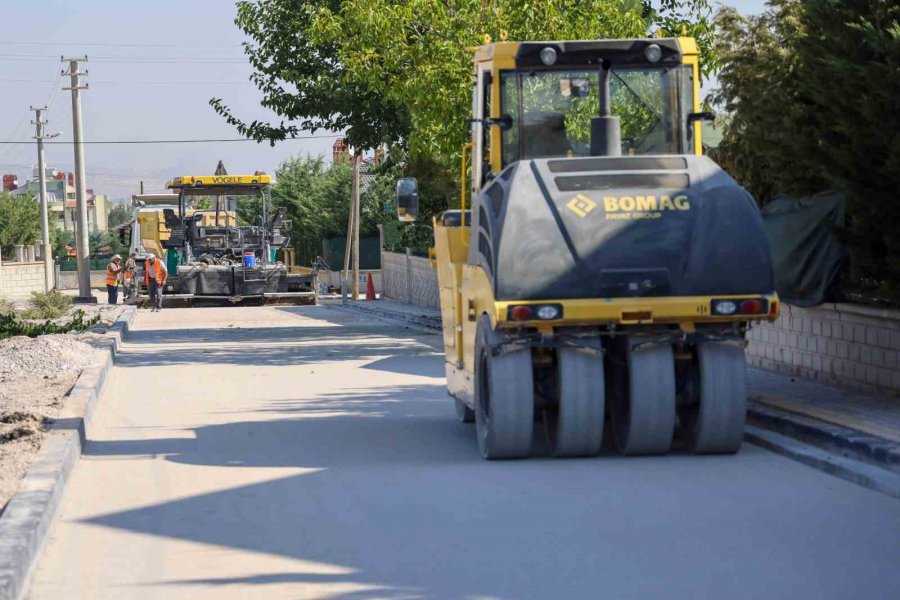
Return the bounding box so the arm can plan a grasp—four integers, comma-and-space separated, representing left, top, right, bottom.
112, 254, 122, 261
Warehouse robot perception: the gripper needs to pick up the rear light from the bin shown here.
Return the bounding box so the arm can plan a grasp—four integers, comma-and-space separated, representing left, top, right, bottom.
507, 304, 563, 321
711, 298, 768, 316
740, 299, 763, 314
510, 305, 533, 321
712, 300, 737, 315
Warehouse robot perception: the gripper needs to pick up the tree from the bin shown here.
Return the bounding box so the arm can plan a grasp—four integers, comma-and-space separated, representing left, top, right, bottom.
270, 155, 356, 264
213, 0, 716, 166
711, 0, 900, 301
795, 0, 900, 299
0, 192, 40, 259
107, 204, 131, 230
50, 227, 75, 260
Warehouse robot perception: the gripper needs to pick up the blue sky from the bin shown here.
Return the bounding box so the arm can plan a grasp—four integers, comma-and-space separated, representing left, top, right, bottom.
0, 0, 768, 199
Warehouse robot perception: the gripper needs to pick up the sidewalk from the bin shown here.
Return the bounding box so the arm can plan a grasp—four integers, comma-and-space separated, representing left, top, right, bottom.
342, 299, 900, 473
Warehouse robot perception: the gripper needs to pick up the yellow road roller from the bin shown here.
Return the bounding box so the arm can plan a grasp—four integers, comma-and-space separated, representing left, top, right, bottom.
396, 37, 779, 459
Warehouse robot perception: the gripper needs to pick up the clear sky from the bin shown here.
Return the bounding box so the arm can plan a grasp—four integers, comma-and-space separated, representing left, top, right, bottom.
0, 0, 768, 200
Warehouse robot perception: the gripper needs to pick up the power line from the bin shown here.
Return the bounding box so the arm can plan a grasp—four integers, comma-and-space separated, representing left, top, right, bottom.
0, 135, 339, 145
0, 77, 252, 85
0, 40, 241, 48
0, 53, 248, 63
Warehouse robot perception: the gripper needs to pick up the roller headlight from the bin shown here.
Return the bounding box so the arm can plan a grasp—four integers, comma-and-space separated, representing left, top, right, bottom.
644, 44, 662, 63
539, 47, 558, 66
713, 300, 737, 315
536, 305, 561, 320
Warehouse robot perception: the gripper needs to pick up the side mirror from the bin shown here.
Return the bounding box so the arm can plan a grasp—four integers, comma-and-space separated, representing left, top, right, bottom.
485, 114, 514, 131
118, 227, 128, 245
396, 177, 419, 222
687, 111, 716, 126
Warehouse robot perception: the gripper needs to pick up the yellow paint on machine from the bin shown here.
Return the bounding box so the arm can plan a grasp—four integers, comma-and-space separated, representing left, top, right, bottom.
166, 174, 271, 188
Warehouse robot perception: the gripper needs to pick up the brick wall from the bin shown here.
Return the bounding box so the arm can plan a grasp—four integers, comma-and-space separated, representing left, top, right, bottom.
747, 303, 900, 395
382, 251, 439, 308
0, 262, 48, 298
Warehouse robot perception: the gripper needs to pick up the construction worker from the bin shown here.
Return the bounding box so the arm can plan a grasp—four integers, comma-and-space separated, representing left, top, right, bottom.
122, 252, 138, 303
105, 255, 123, 305
144, 254, 168, 312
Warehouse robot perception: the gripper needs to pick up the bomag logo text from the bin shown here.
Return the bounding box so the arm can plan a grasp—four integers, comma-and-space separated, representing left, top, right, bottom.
602, 195, 690, 220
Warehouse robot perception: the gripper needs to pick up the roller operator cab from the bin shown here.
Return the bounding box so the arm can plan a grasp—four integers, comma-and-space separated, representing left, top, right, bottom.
399, 38, 779, 460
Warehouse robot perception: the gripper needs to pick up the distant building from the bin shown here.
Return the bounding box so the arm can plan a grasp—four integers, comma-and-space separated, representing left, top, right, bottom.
10, 166, 110, 232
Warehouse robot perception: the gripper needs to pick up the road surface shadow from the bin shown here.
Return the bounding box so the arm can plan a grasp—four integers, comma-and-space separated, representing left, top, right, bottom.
75, 306, 900, 599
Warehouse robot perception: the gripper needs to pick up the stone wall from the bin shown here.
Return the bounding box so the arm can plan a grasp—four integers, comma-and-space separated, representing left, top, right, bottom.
747, 303, 900, 394
0, 262, 48, 298
381, 251, 439, 308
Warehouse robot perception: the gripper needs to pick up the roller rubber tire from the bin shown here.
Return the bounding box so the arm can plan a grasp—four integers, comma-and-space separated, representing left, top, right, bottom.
610, 339, 676, 456
686, 342, 747, 454
474, 315, 534, 459
545, 346, 605, 458
455, 396, 475, 423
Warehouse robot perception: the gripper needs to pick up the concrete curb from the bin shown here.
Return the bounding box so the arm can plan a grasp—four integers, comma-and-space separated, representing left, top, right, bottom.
745, 427, 900, 499
747, 402, 900, 475
0, 306, 136, 600
337, 301, 442, 334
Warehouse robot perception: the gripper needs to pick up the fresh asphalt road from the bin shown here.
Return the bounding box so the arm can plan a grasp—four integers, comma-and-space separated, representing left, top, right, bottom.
29, 305, 900, 600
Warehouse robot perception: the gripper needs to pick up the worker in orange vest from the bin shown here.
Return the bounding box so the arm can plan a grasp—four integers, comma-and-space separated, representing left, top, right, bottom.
105, 255, 123, 305
144, 254, 168, 312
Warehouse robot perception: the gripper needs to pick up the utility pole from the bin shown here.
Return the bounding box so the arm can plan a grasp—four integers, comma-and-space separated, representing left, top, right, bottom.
30, 106, 59, 292
63, 56, 95, 303
351, 153, 361, 300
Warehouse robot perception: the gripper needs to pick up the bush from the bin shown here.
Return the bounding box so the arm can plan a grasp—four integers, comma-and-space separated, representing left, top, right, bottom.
0, 298, 16, 318
21, 291, 73, 320
0, 310, 99, 340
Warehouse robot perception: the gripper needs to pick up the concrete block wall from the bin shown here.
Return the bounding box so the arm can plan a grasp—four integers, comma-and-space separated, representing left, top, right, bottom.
56, 270, 107, 290
382, 251, 439, 308
0, 262, 48, 298
747, 303, 900, 395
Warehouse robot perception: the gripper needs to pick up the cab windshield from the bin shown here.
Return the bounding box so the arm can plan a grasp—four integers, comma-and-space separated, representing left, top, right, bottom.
500, 65, 693, 164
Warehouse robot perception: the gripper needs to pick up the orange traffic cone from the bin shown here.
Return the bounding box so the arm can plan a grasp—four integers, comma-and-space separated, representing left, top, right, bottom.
365, 272, 376, 301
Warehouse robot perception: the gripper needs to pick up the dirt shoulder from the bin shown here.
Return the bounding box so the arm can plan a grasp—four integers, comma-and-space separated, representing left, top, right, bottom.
0, 304, 125, 510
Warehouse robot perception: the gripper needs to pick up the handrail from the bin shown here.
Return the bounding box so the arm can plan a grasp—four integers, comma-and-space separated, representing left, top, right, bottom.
460, 142, 473, 246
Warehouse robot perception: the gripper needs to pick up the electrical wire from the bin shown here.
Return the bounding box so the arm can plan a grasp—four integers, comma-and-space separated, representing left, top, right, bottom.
0, 40, 241, 48
0, 134, 340, 145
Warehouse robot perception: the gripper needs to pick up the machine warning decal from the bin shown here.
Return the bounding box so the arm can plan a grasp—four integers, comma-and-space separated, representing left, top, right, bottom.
566, 194, 597, 218
602, 195, 690, 220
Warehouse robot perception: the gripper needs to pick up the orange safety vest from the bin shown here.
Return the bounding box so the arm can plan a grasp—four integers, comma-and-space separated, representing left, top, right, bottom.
106, 264, 118, 286
124, 259, 136, 281
144, 259, 167, 286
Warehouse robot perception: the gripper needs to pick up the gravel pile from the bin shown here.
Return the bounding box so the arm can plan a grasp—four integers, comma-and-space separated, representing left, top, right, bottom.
0, 332, 105, 510
0, 334, 98, 383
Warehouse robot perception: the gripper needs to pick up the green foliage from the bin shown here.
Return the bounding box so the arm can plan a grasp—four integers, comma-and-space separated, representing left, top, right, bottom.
711, 0, 900, 302
107, 204, 131, 229
270, 155, 364, 264
214, 0, 715, 166
0, 309, 99, 340
0, 192, 40, 259
50, 226, 75, 260
0, 298, 15, 318
21, 291, 73, 320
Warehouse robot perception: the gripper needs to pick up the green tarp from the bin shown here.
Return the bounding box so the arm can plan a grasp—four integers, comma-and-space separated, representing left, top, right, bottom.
761, 192, 846, 307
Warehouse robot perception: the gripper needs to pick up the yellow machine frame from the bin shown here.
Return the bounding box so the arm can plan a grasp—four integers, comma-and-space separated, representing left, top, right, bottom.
430, 38, 779, 397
